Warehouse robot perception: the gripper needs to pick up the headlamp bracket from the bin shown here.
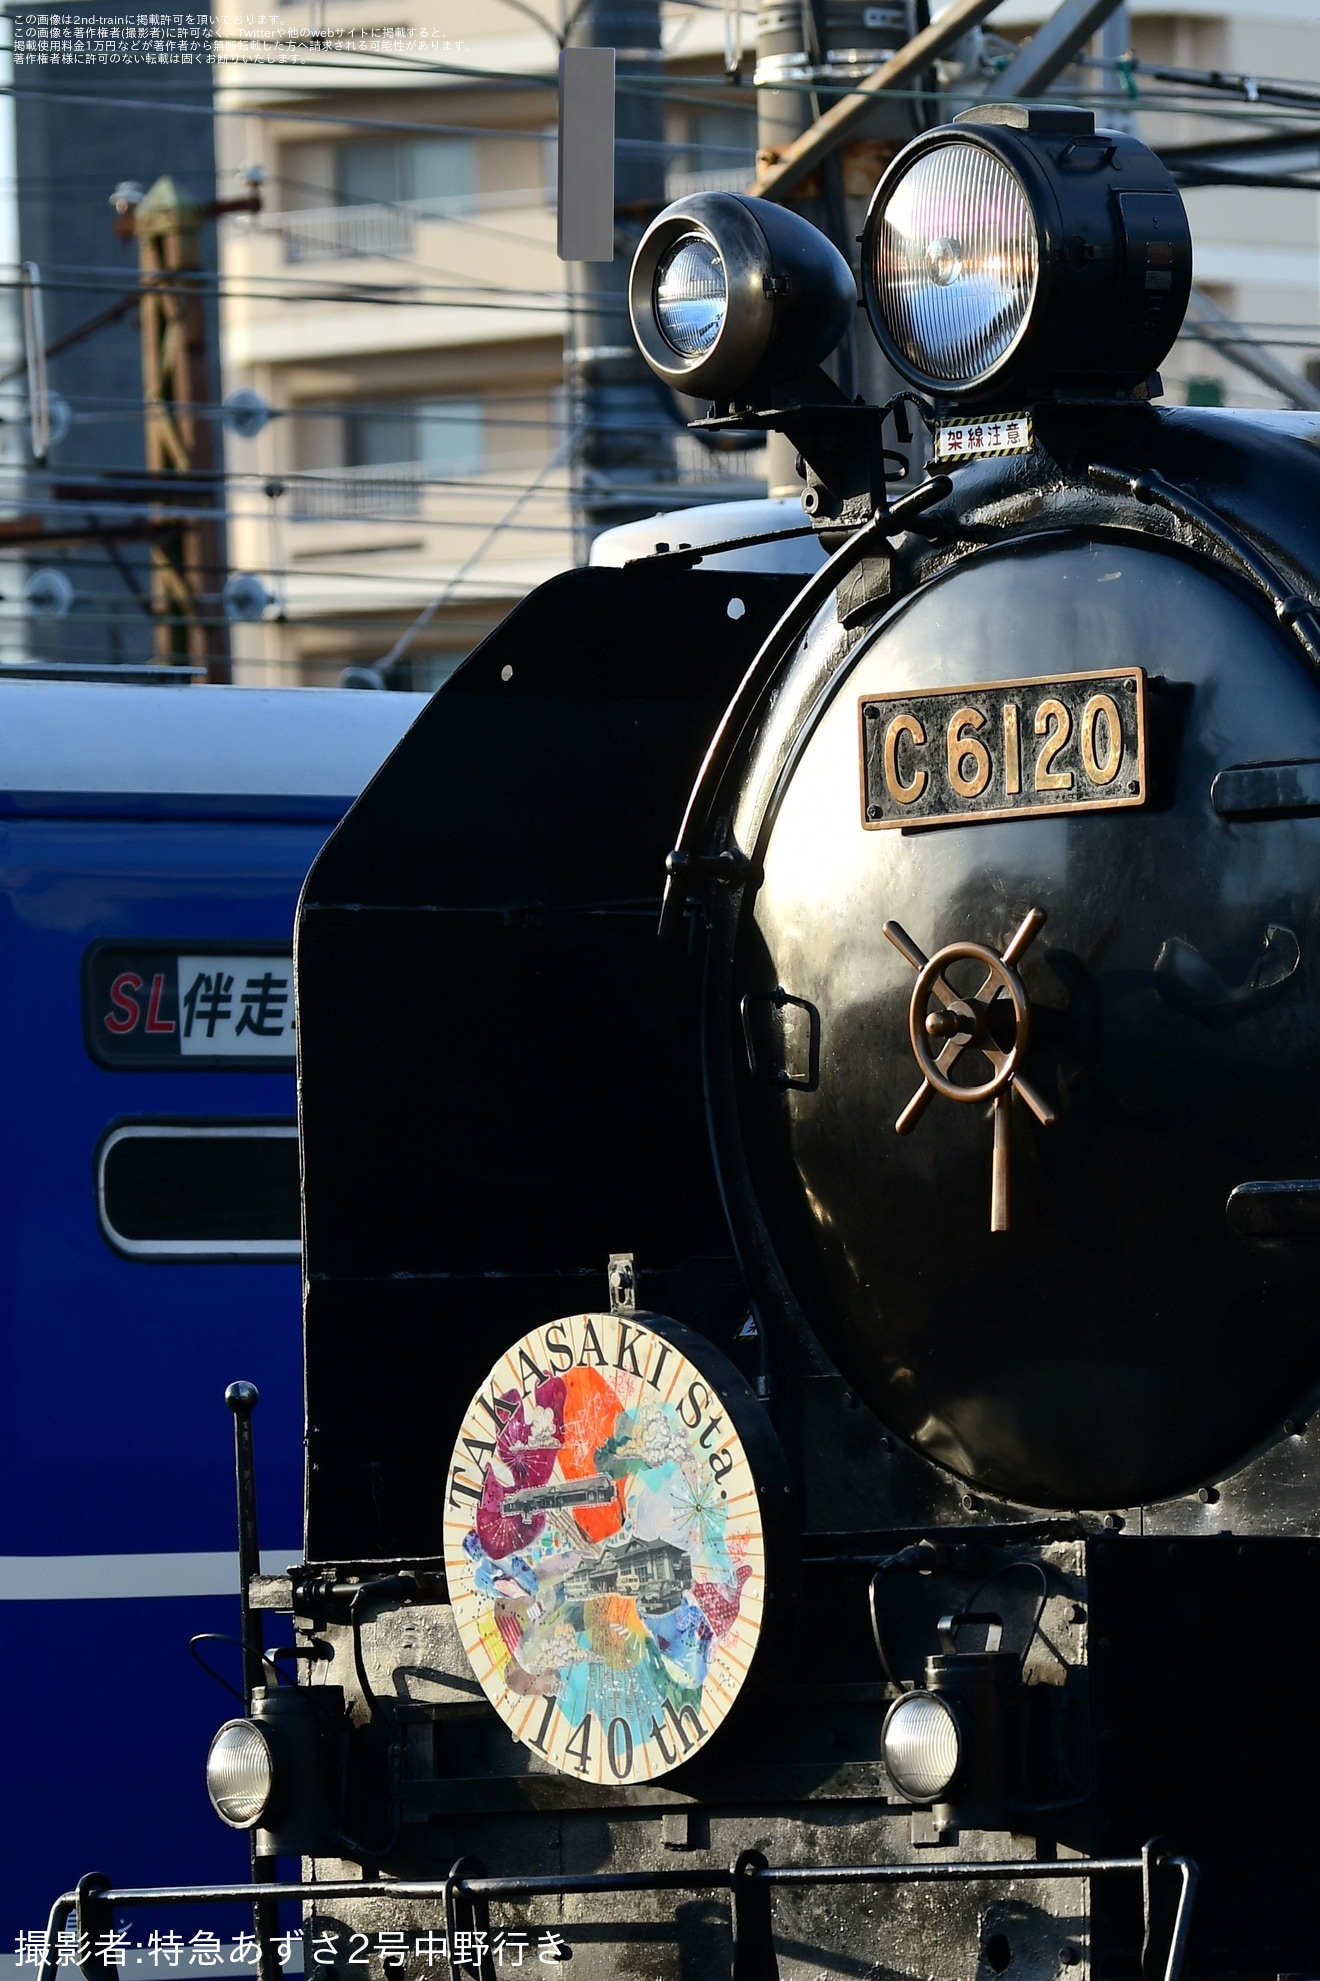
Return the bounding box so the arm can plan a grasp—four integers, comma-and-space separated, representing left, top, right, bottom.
694, 375, 931, 528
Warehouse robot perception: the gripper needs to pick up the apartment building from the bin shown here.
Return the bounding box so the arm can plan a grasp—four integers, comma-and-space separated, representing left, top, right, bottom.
215, 2, 759, 686
215, 0, 1320, 688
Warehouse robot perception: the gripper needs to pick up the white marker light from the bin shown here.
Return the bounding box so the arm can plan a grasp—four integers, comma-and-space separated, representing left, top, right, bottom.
206, 1719, 275, 1828
881, 1690, 962, 1802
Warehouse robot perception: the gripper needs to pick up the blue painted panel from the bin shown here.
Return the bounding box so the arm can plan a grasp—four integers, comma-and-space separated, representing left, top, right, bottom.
2, 1594, 296, 1947
0, 816, 323, 1944
0, 822, 319, 1559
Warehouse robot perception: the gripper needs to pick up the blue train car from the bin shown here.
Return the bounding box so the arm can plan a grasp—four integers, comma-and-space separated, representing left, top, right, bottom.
0, 683, 426, 1960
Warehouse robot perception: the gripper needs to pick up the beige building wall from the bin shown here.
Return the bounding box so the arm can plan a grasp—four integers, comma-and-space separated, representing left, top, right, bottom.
214, 2, 760, 686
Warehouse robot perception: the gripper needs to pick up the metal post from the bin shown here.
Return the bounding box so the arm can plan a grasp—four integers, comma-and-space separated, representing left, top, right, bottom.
1099, 0, 1133, 130
133, 177, 230, 681
20, 262, 49, 463
981, 0, 1125, 100
226, 1381, 263, 1703
754, 3, 925, 490
755, 5, 816, 495
565, 0, 675, 557
749, 0, 1001, 200
225, 1382, 281, 1981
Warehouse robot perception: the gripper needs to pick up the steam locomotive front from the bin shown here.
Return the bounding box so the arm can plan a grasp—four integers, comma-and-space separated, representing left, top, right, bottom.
715, 495, 1320, 1511
45, 105, 1320, 1981
643, 105, 1320, 1514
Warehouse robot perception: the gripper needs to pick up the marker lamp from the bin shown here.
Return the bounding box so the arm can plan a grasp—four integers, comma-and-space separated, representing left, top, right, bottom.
861, 107, 1192, 405
881, 1689, 962, 1802
630, 192, 856, 403
206, 1718, 275, 1829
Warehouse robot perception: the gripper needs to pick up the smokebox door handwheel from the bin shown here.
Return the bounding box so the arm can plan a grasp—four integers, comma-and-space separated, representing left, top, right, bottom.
884, 908, 1057, 1233
444, 1312, 781, 1784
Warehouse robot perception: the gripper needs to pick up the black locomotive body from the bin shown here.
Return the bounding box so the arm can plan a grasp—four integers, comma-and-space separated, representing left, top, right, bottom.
46, 105, 1320, 1981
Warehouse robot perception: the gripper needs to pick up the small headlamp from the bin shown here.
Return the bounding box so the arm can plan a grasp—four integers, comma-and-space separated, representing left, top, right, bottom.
206, 1718, 277, 1830
860, 105, 1191, 404
205, 1686, 346, 1851
630, 192, 857, 404
881, 1689, 963, 1803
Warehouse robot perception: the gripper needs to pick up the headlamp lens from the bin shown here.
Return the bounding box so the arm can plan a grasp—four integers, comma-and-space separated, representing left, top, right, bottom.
654, 233, 728, 359
872, 141, 1038, 385
206, 1719, 274, 1828
881, 1690, 961, 1802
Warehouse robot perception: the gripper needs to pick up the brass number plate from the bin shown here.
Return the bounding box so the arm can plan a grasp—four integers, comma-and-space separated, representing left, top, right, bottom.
860, 668, 1147, 831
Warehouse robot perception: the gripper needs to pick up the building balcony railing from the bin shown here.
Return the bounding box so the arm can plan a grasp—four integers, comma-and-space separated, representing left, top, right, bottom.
277, 203, 414, 263
281, 441, 763, 526
271, 189, 551, 264
664, 166, 756, 199
284, 464, 428, 519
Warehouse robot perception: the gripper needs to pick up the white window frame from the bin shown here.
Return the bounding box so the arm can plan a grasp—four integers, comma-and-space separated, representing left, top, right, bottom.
96, 1121, 301, 1262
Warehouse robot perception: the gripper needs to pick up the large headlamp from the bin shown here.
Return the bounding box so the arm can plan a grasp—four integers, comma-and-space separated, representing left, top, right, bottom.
630, 192, 857, 403
861, 105, 1191, 404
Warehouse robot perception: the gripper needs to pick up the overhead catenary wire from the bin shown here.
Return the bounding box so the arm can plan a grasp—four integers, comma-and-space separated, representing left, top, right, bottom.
9, 53, 1320, 126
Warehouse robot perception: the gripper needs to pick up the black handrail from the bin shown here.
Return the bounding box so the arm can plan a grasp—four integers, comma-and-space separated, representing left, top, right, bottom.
39, 1842, 1197, 1981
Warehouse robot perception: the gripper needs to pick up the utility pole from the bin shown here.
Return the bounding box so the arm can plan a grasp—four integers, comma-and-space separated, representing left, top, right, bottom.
754, 2, 820, 495
753, 1, 926, 493
121, 176, 231, 681
565, 0, 676, 557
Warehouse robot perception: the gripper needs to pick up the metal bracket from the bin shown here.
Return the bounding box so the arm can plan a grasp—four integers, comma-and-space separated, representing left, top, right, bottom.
1142, 1840, 1199, 1981
445, 1856, 495, 1981
608, 1253, 637, 1315
741, 988, 821, 1091
730, 1851, 778, 1981
74, 1875, 113, 1981
936, 1609, 1004, 1653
